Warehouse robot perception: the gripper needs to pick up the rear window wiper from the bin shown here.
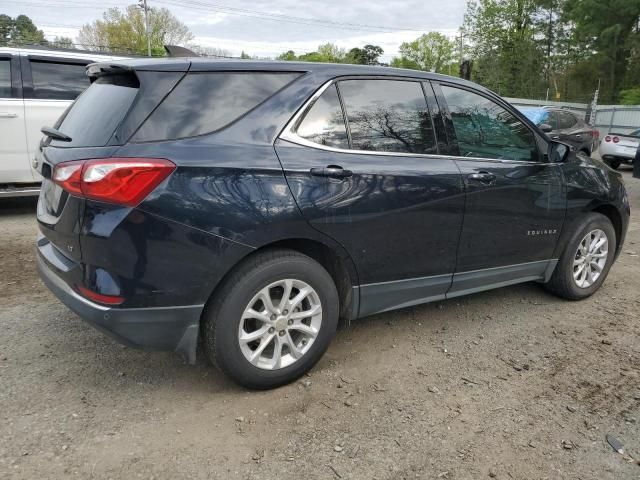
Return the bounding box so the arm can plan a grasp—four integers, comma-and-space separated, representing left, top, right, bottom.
41, 126, 72, 142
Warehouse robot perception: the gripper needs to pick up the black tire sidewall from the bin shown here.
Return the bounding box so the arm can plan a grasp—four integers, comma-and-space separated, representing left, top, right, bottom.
207, 254, 339, 389
556, 213, 616, 298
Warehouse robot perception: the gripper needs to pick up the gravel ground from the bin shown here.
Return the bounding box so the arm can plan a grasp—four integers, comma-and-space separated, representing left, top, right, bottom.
1, 167, 639, 480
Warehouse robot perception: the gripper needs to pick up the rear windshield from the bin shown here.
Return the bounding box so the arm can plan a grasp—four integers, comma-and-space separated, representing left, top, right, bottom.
132, 72, 301, 142
50, 74, 139, 148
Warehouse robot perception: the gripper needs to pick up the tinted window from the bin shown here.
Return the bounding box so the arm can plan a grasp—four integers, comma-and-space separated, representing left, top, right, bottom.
30, 61, 89, 100
0, 59, 10, 98
558, 111, 577, 129
441, 85, 538, 162
339, 79, 436, 154
296, 84, 348, 148
51, 74, 139, 147
134, 72, 300, 142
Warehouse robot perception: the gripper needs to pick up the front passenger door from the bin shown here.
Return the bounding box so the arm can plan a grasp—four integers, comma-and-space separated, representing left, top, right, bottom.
433, 83, 565, 297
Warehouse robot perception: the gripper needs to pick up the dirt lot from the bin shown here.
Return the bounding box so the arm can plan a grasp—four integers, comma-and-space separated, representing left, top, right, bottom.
1, 168, 639, 480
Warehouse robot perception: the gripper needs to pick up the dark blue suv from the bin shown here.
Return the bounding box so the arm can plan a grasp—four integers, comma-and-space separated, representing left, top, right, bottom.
36, 58, 629, 389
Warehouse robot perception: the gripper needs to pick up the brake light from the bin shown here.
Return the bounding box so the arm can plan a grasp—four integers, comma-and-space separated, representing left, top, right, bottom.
53, 158, 175, 207
76, 285, 124, 305
605, 136, 611, 142
613, 136, 620, 143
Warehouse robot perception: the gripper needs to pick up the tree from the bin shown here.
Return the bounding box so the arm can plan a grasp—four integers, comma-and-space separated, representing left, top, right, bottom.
51, 36, 74, 49
78, 5, 193, 55
393, 33, 455, 72
277, 50, 297, 61
464, 0, 546, 97
564, 0, 640, 101
344, 44, 384, 65
620, 87, 640, 105
0, 14, 47, 47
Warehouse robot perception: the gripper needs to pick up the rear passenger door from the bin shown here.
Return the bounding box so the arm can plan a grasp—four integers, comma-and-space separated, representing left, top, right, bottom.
21, 56, 91, 179
433, 82, 565, 296
0, 54, 31, 183
276, 77, 465, 317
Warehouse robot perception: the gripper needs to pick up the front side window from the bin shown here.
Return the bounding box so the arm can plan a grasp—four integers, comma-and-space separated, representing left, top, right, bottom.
30, 61, 89, 100
134, 72, 300, 142
295, 84, 348, 149
441, 85, 538, 162
338, 79, 436, 154
0, 59, 10, 98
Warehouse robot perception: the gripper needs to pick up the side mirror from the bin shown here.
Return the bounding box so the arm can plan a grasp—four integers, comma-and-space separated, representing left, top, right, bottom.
549, 141, 570, 163
539, 123, 553, 133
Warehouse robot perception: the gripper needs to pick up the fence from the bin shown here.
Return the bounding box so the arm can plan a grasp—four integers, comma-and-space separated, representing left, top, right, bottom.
506, 97, 640, 136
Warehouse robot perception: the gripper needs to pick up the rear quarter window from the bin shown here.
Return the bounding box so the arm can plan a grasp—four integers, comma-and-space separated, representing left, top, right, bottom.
133, 72, 301, 142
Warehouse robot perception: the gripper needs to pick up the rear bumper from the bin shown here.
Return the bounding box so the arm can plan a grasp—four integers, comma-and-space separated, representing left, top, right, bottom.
600, 143, 637, 161
37, 254, 203, 364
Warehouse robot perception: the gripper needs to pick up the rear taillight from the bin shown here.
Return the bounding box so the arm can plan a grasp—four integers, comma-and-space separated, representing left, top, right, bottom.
612, 136, 620, 143
605, 136, 611, 142
53, 158, 175, 207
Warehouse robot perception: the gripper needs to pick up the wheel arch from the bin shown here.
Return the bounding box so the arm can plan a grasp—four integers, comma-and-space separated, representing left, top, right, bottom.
202, 236, 360, 329
591, 204, 623, 255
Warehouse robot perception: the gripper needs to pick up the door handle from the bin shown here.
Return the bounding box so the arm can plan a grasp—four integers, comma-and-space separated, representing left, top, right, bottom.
310, 165, 353, 179
0, 112, 17, 118
550, 135, 560, 140
574, 134, 582, 139
468, 171, 496, 183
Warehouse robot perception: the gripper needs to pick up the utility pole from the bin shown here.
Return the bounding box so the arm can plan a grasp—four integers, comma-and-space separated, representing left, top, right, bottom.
139, 0, 151, 57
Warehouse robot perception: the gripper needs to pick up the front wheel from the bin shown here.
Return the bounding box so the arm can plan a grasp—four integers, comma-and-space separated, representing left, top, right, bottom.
544, 213, 616, 300
202, 249, 339, 389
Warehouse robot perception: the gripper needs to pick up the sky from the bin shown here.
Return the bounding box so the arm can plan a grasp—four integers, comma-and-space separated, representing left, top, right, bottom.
4, 0, 466, 60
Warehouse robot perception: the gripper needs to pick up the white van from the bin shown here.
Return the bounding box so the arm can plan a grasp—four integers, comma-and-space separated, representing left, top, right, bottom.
0, 47, 127, 196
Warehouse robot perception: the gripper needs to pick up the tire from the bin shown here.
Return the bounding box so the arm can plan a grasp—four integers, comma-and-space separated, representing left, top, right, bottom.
544, 213, 616, 300
606, 158, 621, 170
202, 249, 339, 389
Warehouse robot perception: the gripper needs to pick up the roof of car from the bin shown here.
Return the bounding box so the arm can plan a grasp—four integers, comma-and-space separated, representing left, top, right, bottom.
88, 56, 476, 85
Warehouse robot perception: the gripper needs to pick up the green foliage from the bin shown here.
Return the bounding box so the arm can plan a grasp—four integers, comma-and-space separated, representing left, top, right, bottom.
619, 88, 640, 105
276, 43, 382, 65
51, 36, 74, 49
462, 0, 640, 102
0, 14, 47, 46
344, 44, 384, 65
77, 5, 193, 55
393, 32, 455, 73
277, 50, 297, 61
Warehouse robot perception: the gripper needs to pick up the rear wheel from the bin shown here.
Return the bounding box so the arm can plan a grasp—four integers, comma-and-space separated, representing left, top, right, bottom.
544, 213, 616, 300
606, 158, 621, 170
202, 249, 339, 389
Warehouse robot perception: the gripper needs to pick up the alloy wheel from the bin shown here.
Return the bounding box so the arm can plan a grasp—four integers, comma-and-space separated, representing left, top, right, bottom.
573, 229, 608, 288
238, 279, 322, 370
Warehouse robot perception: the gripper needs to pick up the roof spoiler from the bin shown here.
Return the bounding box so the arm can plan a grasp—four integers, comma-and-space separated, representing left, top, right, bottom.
164, 45, 198, 57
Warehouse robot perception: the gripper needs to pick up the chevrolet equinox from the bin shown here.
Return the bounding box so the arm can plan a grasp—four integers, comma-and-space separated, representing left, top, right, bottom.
36, 59, 630, 389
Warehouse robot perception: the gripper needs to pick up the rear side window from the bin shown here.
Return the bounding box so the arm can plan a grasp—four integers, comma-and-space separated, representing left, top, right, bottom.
338, 79, 436, 154
0, 59, 10, 98
295, 84, 349, 149
50, 74, 139, 147
558, 111, 577, 129
134, 72, 300, 142
30, 60, 90, 100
